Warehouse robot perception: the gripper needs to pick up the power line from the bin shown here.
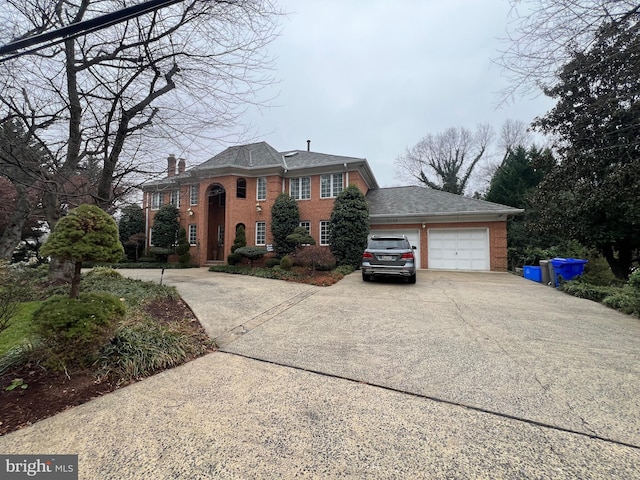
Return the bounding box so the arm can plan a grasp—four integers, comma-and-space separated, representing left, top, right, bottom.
0, 0, 185, 62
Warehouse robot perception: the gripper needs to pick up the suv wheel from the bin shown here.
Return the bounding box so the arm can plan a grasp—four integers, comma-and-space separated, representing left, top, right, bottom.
408, 273, 416, 284
362, 272, 371, 282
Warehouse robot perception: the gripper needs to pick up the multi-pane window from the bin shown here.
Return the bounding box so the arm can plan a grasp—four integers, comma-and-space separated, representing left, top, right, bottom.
148, 228, 155, 246
237, 178, 247, 198
190, 185, 199, 206
188, 224, 197, 246
256, 221, 266, 245
320, 221, 330, 245
290, 177, 311, 200
320, 173, 344, 198
151, 192, 162, 210
257, 177, 267, 201
299, 221, 311, 234
170, 189, 180, 208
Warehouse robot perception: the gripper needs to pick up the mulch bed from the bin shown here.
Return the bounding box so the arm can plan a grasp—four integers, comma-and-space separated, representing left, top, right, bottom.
0, 297, 214, 436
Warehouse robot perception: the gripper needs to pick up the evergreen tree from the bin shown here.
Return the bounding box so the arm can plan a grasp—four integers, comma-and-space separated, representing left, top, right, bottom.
118, 204, 145, 261
151, 204, 180, 261
231, 225, 247, 253
175, 227, 191, 265
270, 192, 300, 257
40, 205, 124, 298
329, 185, 369, 268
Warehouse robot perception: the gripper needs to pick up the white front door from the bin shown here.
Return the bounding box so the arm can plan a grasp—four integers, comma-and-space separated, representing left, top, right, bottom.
428, 228, 489, 271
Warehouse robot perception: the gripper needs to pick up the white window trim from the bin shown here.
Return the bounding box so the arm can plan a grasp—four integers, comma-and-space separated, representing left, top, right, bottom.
257, 177, 267, 201
299, 221, 311, 234
170, 189, 180, 208
151, 192, 162, 210
320, 173, 344, 198
188, 224, 197, 246
190, 185, 199, 206
320, 220, 330, 246
256, 221, 266, 246
290, 177, 311, 200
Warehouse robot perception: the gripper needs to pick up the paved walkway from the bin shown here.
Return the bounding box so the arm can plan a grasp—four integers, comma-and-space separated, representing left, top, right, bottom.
1, 268, 639, 479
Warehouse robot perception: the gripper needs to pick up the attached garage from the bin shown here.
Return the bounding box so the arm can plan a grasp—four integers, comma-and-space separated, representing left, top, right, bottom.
369, 229, 421, 269
428, 228, 489, 271
365, 186, 523, 272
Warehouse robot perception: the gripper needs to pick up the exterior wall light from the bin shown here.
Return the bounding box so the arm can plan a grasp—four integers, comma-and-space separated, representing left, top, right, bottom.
187, 208, 194, 216
256, 203, 262, 214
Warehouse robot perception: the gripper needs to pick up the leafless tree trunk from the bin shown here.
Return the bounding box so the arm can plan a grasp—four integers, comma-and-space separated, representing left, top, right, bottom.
0, 0, 280, 259
395, 124, 494, 195
496, 0, 640, 102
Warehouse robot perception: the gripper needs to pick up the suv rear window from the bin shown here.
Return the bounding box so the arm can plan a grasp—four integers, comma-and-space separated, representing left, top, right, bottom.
367, 238, 410, 249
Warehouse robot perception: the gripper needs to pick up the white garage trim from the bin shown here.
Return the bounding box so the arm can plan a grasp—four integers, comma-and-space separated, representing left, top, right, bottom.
428, 228, 489, 271
369, 229, 421, 269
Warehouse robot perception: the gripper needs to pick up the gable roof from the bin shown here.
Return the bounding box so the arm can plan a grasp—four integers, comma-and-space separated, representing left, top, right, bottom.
366, 186, 523, 222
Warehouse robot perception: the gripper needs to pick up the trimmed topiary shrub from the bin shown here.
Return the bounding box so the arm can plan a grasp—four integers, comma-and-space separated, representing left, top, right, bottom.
227, 252, 243, 265
235, 247, 268, 267
175, 227, 191, 266
231, 225, 247, 253
85, 267, 122, 279
280, 256, 293, 271
32, 292, 125, 369
264, 258, 280, 268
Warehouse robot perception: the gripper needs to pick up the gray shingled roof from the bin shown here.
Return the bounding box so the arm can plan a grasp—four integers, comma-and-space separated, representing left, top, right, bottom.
281, 150, 366, 169
366, 186, 522, 217
195, 142, 283, 170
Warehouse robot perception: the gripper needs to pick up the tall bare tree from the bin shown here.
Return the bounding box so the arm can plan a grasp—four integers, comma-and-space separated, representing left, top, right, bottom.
496, 0, 640, 102
0, 0, 280, 260
395, 124, 494, 195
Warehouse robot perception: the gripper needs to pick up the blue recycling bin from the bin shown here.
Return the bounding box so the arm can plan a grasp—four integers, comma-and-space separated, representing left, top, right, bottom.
550, 258, 588, 287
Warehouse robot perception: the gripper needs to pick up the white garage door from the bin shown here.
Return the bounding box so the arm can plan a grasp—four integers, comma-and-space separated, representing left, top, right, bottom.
428, 228, 489, 271
369, 229, 421, 269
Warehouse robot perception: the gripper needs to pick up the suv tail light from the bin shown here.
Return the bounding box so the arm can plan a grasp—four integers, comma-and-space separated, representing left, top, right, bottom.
362, 252, 374, 259
401, 252, 414, 260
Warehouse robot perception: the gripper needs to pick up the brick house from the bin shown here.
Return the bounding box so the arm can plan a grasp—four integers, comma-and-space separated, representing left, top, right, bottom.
141, 141, 522, 271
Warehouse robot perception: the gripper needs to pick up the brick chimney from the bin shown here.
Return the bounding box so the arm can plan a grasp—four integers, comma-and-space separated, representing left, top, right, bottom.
167, 154, 176, 177
178, 158, 186, 174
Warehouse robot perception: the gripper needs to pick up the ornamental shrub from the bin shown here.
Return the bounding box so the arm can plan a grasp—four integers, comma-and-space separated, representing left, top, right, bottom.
280, 255, 294, 271
271, 193, 300, 257
328, 184, 369, 268
264, 258, 280, 268
234, 247, 268, 267
175, 227, 191, 265
227, 252, 243, 265
32, 292, 125, 369
295, 245, 336, 271
231, 225, 247, 253
40, 204, 124, 298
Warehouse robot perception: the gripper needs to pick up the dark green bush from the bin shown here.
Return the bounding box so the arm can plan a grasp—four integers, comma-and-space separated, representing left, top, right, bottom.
560, 281, 617, 302
280, 256, 293, 270
629, 270, 640, 292
335, 265, 355, 276
227, 252, 243, 265
264, 258, 280, 268
602, 292, 639, 316
32, 292, 125, 369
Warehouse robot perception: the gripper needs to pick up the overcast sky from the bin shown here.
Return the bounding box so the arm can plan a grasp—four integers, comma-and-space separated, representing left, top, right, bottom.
238, 0, 556, 190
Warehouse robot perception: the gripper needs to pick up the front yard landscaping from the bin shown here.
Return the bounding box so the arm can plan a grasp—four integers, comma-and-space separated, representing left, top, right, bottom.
0, 266, 214, 435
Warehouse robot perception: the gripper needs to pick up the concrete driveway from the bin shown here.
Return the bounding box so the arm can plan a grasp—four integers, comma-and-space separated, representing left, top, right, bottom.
1, 269, 639, 478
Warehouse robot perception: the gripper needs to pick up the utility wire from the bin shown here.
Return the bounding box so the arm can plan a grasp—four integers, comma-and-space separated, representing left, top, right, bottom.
0, 0, 185, 62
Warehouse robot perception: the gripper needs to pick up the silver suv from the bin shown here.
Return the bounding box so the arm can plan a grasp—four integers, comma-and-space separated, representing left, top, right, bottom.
361, 234, 417, 283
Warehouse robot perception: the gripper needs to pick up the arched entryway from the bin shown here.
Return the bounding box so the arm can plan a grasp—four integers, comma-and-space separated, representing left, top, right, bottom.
207, 183, 226, 261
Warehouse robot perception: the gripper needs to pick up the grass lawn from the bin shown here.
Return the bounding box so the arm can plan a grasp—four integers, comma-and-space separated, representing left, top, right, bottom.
0, 301, 41, 357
